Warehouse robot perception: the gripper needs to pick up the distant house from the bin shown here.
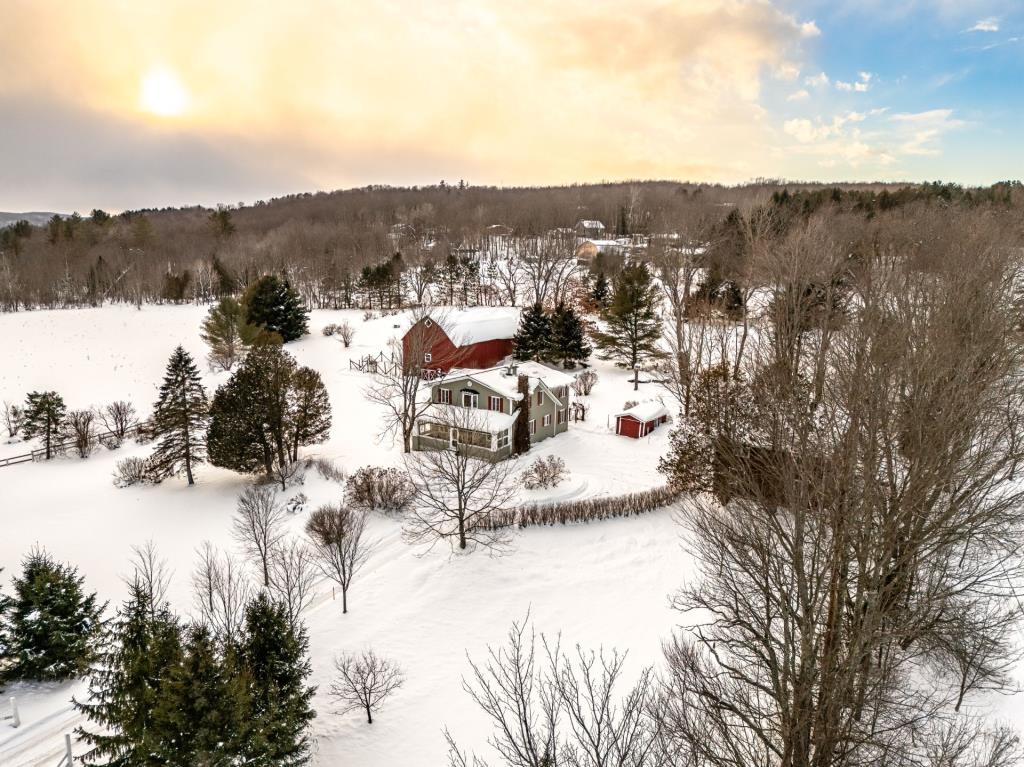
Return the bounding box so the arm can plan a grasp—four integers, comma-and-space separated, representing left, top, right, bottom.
402, 307, 520, 375
575, 220, 606, 238
615, 402, 669, 439
414, 361, 575, 460
575, 238, 625, 263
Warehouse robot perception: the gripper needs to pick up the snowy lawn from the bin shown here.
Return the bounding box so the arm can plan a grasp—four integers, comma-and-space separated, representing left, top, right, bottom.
0, 304, 687, 766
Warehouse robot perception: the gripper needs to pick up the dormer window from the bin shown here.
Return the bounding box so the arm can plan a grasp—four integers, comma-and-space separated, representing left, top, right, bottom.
424, 352, 432, 363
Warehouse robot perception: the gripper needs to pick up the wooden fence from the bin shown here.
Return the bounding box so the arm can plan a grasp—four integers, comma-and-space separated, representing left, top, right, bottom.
483, 484, 681, 530
0, 420, 149, 470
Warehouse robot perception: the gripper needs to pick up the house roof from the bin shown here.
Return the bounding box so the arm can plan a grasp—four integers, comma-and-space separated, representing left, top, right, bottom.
577, 219, 605, 229
420, 404, 517, 432
447, 362, 575, 400
617, 402, 669, 422
412, 307, 521, 346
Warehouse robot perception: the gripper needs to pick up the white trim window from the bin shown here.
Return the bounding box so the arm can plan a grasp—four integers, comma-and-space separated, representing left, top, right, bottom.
536, 389, 543, 405
497, 429, 510, 449
462, 391, 479, 408
529, 419, 536, 435
556, 409, 565, 425
439, 388, 452, 404
543, 413, 552, 428
488, 396, 503, 412
424, 352, 433, 363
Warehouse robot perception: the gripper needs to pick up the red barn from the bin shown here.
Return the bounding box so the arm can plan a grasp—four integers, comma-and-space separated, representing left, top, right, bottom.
403, 308, 520, 375
615, 402, 669, 439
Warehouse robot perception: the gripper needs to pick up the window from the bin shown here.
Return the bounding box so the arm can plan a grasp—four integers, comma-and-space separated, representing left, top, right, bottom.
497, 429, 510, 449
543, 413, 552, 428
557, 409, 565, 425
536, 389, 543, 405
438, 388, 452, 404
424, 352, 432, 363
419, 421, 449, 439
488, 396, 503, 412
424, 319, 433, 327
529, 419, 536, 435
462, 391, 479, 408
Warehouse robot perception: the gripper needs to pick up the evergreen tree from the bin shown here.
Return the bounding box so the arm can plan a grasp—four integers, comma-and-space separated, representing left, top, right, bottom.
3, 549, 104, 681
22, 390, 68, 459
243, 275, 309, 343
208, 345, 331, 484
239, 593, 316, 766
201, 297, 264, 371
288, 367, 332, 462
513, 374, 531, 455
150, 624, 249, 766
591, 271, 611, 309
151, 346, 208, 485
548, 303, 592, 369
513, 303, 552, 362
592, 262, 663, 391
76, 582, 183, 765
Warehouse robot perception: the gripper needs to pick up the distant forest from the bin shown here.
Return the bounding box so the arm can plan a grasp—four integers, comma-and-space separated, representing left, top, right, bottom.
1, 179, 1021, 312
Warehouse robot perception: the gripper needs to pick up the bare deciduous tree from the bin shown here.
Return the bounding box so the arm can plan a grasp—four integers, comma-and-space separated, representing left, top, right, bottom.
2, 400, 25, 439
337, 319, 356, 348
331, 650, 405, 724
124, 540, 172, 616
267, 539, 318, 629
305, 504, 376, 614
403, 411, 517, 552
192, 541, 252, 644
67, 408, 96, 458
232, 484, 287, 587
100, 400, 137, 439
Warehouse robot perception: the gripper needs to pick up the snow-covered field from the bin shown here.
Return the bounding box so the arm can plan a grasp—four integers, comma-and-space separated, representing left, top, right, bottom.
0, 304, 688, 766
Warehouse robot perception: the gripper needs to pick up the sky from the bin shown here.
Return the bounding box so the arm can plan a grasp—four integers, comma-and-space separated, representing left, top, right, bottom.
0, 0, 1021, 212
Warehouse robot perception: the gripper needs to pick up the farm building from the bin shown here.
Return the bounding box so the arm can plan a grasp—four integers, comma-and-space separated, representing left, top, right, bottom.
615, 402, 668, 439
402, 307, 520, 375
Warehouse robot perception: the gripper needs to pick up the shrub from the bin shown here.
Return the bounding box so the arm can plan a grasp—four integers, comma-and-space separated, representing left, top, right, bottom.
285, 493, 308, 515
346, 466, 414, 513
483, 485, 680, 529
304, 456, 346, 484
622, 400, 639, 411
113, 456, 163, 487
336, 320, 355, 348
521, 455, 568, 490
571, 369, 598, 396
322, 323, 341, 336
100, 434, 123, 451
362, 311, 375, 322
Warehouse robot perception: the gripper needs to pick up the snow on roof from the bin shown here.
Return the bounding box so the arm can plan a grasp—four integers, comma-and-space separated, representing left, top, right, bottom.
577, 219, 605, 229
421, 404, 517, 432
447, 361, 575, 400
617, 401, 669, 422
432, 307, 521, 346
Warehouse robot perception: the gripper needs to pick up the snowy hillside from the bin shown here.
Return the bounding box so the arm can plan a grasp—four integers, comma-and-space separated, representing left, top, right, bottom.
0, 304, 686, 766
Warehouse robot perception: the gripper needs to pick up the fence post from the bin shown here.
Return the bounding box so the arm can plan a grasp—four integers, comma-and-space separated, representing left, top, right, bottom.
8, 696, 18, 727
64, 732, 73, 765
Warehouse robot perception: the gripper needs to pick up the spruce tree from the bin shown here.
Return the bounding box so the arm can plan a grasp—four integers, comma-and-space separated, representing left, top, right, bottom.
22, 390, 68, 459
150, 624, 249, 766
591, 271, 611, 308
243, 275, 309, 343
513, 374, 531, 455
151, 346, 208, 485
76, 583, 183, 765
548, 303, 592, 369
592, 262, 663, 391
288, 367, 332, 462
201, 297, 262, 371
513, 303, 552, 362
239, 593, 316, 766
3, 549, 104, 681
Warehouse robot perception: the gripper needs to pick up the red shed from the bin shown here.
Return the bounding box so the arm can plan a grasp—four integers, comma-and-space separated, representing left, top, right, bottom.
615, 402, 669, 439
403, 308, 519, 375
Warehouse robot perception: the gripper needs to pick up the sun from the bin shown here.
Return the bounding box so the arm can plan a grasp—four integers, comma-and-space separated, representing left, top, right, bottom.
140, 68, 188, 117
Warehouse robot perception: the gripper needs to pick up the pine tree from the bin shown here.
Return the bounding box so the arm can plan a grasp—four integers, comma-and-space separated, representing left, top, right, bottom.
513, 374, 531, 455
76, 583, 183, 765
591, 272, 611, 309
151, 346, 208, 485
201, 297, 261, 371
150, 624, 249, 766
3, 549, 104, 681
513, 303, 552, 362
239, 593, 316, 766
22, 390, 68, 459
548, 303, 592, 369
288, 367, 332, 462
243, 275, 309, 343
592, 262, 663, 391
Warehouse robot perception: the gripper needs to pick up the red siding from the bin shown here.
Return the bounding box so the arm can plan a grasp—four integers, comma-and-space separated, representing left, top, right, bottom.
403, 318, 514, 373
615, 413, 667, 439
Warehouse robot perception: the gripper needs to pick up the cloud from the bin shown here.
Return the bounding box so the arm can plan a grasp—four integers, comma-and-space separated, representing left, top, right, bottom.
0, 0, 824, 209
968, 17, 1000, 32
787, 89, 810, 102
835, 71, 872, 92
805, 72, 830, 88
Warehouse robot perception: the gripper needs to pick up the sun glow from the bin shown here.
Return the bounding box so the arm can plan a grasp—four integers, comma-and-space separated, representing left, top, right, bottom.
139, 68, 188, 117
